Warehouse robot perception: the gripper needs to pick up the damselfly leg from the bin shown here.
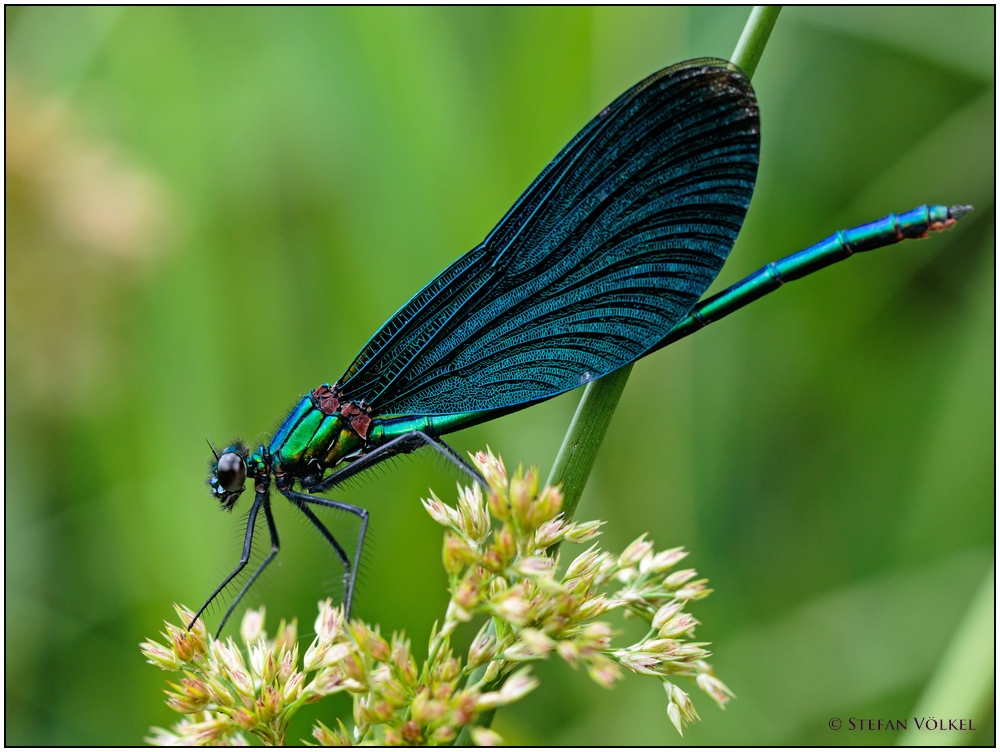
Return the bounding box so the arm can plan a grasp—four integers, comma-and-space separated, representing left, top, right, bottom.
281, 488, 369, 620
189, 489, 279, 637
308, 431, 486, 494
215, 500, 280, 638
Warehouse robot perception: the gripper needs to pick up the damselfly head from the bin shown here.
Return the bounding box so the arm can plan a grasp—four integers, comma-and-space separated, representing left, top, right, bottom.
208, 441, 249, 511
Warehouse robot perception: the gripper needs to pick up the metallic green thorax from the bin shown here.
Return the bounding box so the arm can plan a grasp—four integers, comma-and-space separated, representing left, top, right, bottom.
255, 394, 362, 479
255, 390, 488, 481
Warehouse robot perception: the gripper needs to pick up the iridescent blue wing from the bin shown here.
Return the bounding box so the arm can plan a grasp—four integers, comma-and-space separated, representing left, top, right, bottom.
338, 58, 759, 416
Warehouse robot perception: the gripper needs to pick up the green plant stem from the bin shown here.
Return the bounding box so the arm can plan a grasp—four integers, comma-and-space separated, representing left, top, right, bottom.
897, 566, 995, 746
545, 364, 634, 520
454, 10, 781, 745
730, 6, 781, 78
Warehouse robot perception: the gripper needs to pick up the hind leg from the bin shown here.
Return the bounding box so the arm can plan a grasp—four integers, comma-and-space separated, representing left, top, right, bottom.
308, 431, 485, 493
280, 488, 368, 620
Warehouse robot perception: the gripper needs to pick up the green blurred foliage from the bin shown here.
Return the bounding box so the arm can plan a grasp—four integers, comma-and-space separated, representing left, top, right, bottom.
5, 6, 993, 745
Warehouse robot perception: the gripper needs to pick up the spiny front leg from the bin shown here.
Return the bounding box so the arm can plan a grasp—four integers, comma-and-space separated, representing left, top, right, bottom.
214, 496, 280, 639
189, 491, 264, 634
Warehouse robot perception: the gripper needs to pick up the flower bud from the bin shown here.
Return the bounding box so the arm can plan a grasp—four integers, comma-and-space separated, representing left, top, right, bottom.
282, 671, 305, 703
528, 485, 563, 527
304, 637, 329, 673
667, 701, 684, 736
488, 490, 510, 521
173, 604, 208, 656
508, 628, 553, 659
658, 613, 697, 638
457, 484, 490, 544
491, 592, 530, 627
240, 607, 265, 646
314, 599, 344, 641
585, 654, 621, 689
205, 675, 234, 706
675, 579, 711, 601
480, 548, 504, 573
493, 525, 517, 563
422, 491, 458, 529
556, 640, 580, 667
376, 674, 408, 707
513, 556, 555, 577
429, 725, 456, 743
667, 681, 699, 723
341, 651, 368, 686
312, 719, 351, 746
411, 689, 447, 724
470, 727, 503, 746
534, 515, 566, 548
696, 671, 734, 708
565, 572, 595, 596
140, 638, 181, 671
642, 546, 688, 574
436, 654, 461, 684
346, 620, 370, 654
213, 635, 247, 673
443, 533, 477, 574
248, 641, 267, 679
262, 651, 278, 685
499, 667, 538, 703
453, 569, 483, 611
508, 466, 537, 526
166, 623, 196, 663
232, 707, 257, 731
672, 643, 709, 659
580, 622, 613, 646
393, 641, 418, 687
166, 682, 207, 714
577, 596, 611, 621
229, 666, 255, 699
308, 667, 348, 698
565, 544, 601, 579
364, 699, 394, 724
467, 621, 497, 670
618, 534, 654, 569
473, 448, 508, 491
273, 618, 298, 652
353, 695, 367, 729
616, 651, 660, 675
663, 568, 697, 588
452, 691, 477, 727
401, 720, 423, 744
368, 632, 391, 663
258, 684, 281, 721
563, 519, 603, 544
651, 601, 685, 631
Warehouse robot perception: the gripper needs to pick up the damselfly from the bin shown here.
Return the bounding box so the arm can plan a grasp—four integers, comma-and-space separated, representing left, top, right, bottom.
191, 59, 968, 636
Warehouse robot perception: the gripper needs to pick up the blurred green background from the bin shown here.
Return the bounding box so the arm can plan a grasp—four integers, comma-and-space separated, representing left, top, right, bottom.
5, 7, 994, 746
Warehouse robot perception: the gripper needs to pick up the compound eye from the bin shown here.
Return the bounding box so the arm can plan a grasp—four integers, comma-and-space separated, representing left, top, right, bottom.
216, 452, 247, 492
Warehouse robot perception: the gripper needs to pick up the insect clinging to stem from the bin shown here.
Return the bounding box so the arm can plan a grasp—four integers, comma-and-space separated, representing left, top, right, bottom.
190, 57, 969, 637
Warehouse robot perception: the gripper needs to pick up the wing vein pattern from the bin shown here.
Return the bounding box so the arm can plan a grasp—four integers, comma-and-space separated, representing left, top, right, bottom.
339, 59, 760, 417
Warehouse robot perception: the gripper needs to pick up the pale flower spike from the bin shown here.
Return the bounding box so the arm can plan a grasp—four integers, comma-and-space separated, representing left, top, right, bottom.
143, 448, 729, 745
